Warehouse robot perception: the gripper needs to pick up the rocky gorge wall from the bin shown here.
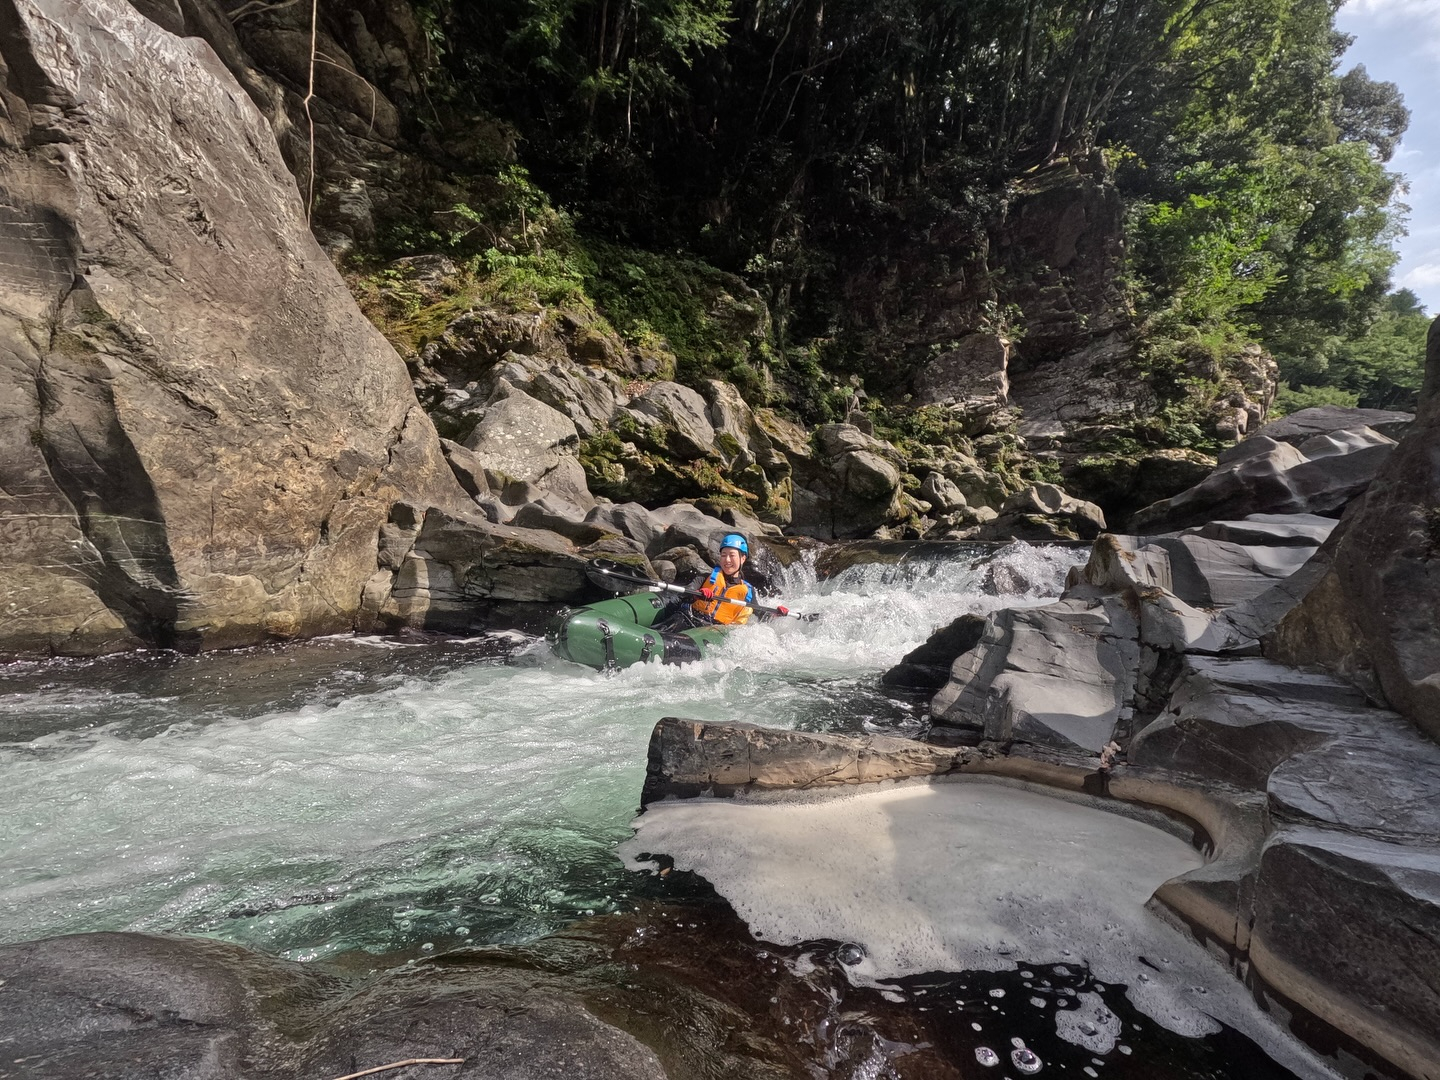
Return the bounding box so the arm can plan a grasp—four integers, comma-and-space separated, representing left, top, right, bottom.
0, 0, 1405, 664
0, 0, 471, 654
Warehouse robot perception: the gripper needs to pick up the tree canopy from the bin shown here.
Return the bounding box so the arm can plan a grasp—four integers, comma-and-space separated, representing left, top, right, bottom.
412, 0, 1420, 410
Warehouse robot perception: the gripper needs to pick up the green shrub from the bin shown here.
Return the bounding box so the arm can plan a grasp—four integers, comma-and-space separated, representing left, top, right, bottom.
1272, 384, 1361, 417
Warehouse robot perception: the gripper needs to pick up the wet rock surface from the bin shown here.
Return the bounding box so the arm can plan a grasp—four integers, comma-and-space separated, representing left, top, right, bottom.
0, 903, 1320, 1080
0, 930, 668, 1080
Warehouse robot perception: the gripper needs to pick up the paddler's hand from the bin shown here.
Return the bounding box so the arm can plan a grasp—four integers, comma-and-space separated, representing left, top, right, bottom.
700, 586, 715, 599
776, 606, 789, 615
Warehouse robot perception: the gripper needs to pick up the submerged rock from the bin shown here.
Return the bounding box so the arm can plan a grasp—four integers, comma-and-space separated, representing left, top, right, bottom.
0, 930, 666, 1080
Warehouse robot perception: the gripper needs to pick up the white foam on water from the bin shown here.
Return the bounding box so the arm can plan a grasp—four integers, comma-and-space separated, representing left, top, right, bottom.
620, 777, 1342, 1080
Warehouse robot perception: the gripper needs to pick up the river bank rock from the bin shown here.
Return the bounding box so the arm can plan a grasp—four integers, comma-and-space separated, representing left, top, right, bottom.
0, 931, 667, 1080
0, 0, 473, 657
1129, 408, 1407, 534
908, 515, 1331, 752
1266, 321, 1440, 741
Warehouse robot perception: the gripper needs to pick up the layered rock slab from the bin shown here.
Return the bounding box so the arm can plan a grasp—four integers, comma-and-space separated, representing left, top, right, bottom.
0, 0, 466, 654
1268, 320, 1440, 739
1130, 409, 1404, 535
929, 594, 1140, 753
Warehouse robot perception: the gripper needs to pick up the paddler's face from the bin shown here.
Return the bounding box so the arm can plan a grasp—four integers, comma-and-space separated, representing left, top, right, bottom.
719, 547, 745, 576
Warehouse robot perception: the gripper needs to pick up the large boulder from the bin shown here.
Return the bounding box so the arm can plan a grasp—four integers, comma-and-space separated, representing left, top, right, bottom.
463, 384, 594, 510
628, 381, 717, 460
1130, 422, 1398, 534
0, 0, 468, 656
979, 482, 1106, 542
1266, 321, 1440, 737
929, 593, 1141, 753
788, 423, 905, 540
640, 717, 972, 803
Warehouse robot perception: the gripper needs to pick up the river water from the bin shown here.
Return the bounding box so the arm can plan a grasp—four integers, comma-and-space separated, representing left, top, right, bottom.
0, 543, 1335, 1079
0, 543, 1078, 958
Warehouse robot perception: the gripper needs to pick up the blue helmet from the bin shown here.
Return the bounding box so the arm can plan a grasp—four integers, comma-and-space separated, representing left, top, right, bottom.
720, 532, 749, 555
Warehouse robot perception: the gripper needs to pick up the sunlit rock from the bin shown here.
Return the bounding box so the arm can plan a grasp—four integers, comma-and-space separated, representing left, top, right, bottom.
1130, 421, 1399, 535
0, 0, 468, 655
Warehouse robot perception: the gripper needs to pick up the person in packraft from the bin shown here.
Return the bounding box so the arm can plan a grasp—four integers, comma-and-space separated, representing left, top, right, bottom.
689, 532, 758, 626
656, 532, 771, 630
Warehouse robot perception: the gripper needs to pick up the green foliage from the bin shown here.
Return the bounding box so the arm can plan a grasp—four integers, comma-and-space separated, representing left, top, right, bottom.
1270, 289, 1429, 413
1272, 383, 1361, 417
583, 240, 768, 392
869, 404, 971, 459
358, 0, 1415, 467
479, 245, 592, 307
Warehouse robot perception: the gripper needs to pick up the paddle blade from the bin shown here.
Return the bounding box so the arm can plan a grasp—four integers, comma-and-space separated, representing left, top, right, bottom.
586, 558, 659, 593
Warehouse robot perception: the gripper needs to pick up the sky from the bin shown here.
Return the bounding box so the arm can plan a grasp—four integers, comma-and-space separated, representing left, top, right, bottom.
1337, 0, 1440, 315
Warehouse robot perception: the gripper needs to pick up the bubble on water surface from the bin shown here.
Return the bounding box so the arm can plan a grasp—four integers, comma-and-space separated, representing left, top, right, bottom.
974, 1046, 1000, 1067
1012, 1046, 1043, 1074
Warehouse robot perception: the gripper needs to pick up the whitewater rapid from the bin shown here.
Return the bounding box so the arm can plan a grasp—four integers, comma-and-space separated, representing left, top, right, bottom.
0, 543, 1081, 959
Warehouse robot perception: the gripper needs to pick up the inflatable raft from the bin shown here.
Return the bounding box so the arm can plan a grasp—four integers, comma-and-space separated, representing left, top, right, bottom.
548, 591, 728, 672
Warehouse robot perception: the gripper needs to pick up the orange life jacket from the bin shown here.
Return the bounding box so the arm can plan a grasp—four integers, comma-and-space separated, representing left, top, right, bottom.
691, 568, 756, 625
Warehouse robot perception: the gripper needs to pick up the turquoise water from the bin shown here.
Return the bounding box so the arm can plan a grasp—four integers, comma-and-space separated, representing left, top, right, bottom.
0, 544, 1081, 961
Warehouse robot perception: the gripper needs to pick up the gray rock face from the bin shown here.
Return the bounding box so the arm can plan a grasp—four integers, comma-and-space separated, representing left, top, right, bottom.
585, 501, 664, 552
788, 424, 905, 540
915, 510, 1332, 753
629, 380, 718, 460
372, 508, 606, 629
912, 332, 1010, 415
918, 472, 968, 513
979, 482, 1106, 542
1267, 320, 1440, 738
0, 0, 466, 656
1129, 657, 1377, 790
1130, 424, 1396, 534
0, 931, 668, 1080
1193, 513, 1336, 548
1250, 831, 1440, 1080
463, 384, 594, 510
931, 594, 1140, 753
1249, 405, 1413, 445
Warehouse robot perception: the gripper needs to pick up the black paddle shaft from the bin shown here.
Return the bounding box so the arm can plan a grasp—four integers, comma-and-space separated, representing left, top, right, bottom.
585, 560, 820, 622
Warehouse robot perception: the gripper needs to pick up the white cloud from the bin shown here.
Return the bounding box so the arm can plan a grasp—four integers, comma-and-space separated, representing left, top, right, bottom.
1399, 262, 1440, 291
1341, 0, 1440, 23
